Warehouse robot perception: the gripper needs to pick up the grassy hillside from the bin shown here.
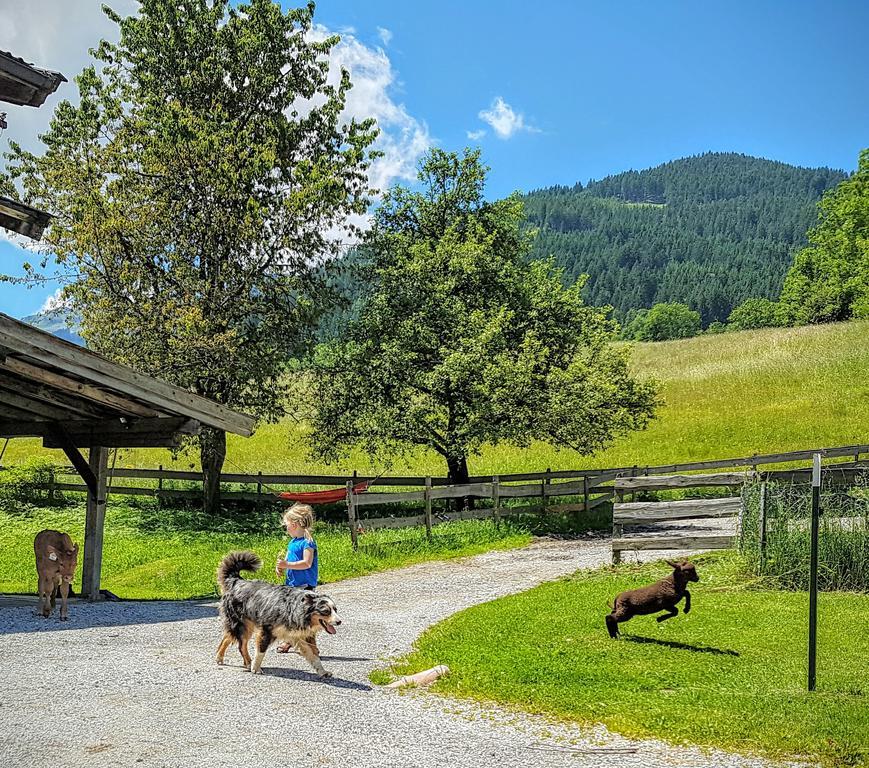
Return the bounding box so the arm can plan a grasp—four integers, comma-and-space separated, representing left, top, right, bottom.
3, 320, 867, 476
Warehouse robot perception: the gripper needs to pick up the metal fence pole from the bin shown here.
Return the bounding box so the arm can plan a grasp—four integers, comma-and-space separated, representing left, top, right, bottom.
759, 481, 768, 568
808, 453, 821, 692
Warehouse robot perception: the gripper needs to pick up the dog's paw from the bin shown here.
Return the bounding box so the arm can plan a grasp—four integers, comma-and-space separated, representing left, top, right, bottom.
215, 658, 224, 666
318, 670, 333, 679
251, 667, 263, 675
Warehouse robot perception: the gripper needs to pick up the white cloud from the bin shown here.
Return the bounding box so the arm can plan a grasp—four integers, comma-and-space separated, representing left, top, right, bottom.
466, 129, 486, 141
310, 24, 432, 202
39, 287, 68, 312
0, 5, 430, 246
478, 96, 539, 140
0, 1, 138, 156
376, 27, 393, 47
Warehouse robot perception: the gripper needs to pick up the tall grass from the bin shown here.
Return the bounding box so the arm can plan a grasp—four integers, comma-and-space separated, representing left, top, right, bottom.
741, 473, 869, 591
3, 319, 868, 476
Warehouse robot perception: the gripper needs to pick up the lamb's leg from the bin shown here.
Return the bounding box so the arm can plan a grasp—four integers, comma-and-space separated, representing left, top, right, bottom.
656, 606, 679, 622
605, 613, 621, 639
683, 590, 691, 614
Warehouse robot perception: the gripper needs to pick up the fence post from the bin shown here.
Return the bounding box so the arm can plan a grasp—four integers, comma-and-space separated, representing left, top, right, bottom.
424, 476, 433, 541
158, 464, 163, 494
257, 470, 262, 501
346, 480, 358, 551
808, 453, 821, 692
758, 481, 768, 568
539, 467, 550, 519
492, 475, 500, 528
612, 484, 624, 565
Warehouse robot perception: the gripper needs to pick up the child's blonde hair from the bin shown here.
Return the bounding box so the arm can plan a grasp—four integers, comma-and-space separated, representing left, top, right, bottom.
282, 503, 315, 541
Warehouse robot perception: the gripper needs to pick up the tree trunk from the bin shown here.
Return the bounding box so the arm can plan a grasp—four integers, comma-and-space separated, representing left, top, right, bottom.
446, 454, 472, 511
200, 426, 226, 516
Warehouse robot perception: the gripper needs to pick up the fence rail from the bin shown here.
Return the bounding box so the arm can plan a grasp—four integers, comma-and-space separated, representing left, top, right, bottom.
4, 442, 868, 547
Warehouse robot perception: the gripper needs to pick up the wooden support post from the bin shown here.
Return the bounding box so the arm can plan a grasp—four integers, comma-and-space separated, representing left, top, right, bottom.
612, 485, 624, 565
81, 446, 108, 601
424, 476, 433, 541
158, 464, 163, 493
347, 479, 358, 551
758, 481, 768, 568
492, 475, 500, 528
580, 474, 589, 527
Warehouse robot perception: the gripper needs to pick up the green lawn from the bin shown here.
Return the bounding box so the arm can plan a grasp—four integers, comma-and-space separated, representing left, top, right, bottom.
3, 320, 868, 477
0, 501, 530, 598
380, 553, 869, 768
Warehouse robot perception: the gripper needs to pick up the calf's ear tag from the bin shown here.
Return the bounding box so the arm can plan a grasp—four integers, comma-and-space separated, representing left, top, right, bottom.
49, 552, 58, 561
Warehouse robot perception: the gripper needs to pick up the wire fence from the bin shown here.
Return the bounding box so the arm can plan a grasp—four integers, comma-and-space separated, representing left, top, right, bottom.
740, 469, 869, 592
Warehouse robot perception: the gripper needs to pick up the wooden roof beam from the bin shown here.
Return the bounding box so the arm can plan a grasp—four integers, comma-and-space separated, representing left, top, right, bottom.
0, 355, 161, 418
0, 315, 255, 436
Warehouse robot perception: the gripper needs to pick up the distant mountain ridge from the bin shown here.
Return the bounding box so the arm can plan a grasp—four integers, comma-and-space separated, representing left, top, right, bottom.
523, 152, 846, 323
21, 307, 85, 346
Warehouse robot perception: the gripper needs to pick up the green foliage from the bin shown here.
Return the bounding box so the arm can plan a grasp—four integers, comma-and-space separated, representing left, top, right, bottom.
0, 457, 64, 506
633, 302, 701, 341
704, 320, 728, 334
779, 148, 869, 325
384, 553, 869, 767
305, 148, 659, 480
0, 501, 530, 598
523, 152, 845, 324
0, 0, 378, 505
727, 297, 783, 331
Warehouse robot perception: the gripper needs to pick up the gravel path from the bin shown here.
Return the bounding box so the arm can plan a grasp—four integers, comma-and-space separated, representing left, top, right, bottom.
0, 536, 793, 768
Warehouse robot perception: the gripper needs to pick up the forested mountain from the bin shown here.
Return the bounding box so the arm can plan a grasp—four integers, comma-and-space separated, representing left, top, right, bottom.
523, 153, 846, 323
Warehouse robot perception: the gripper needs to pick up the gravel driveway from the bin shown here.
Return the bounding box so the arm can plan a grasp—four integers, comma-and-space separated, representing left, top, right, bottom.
0, 536, 792, 768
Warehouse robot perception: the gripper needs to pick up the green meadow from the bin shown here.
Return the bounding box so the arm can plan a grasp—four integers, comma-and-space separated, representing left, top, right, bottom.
0, 501, 530, 599
378, 553, 869, 767
3, 319, 867, 476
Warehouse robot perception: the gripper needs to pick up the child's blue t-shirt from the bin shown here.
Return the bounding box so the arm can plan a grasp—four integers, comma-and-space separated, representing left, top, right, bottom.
284, 537, 318, 588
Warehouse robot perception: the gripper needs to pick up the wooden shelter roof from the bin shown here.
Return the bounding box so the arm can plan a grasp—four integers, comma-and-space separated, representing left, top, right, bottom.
0, 312, 256, 449
0, 50, 66, 107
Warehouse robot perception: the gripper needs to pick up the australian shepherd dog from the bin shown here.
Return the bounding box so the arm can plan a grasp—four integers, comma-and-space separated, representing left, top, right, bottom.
215, 551, 341, 677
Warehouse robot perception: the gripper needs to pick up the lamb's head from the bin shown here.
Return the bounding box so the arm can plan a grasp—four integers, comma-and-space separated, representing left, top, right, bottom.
667, 559, 699, 583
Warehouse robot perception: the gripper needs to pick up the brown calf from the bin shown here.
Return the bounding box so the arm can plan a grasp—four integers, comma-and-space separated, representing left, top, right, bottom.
606, 559, 699, 639
34, 529, 79, 621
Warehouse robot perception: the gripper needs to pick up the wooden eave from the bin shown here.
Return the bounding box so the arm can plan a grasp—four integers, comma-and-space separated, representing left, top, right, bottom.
0, 50, 66, 108
0, 312, 256, 448
0, 195, 52, 240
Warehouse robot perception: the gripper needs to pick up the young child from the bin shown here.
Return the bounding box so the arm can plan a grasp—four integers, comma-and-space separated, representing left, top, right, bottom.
274, 503, 319, 653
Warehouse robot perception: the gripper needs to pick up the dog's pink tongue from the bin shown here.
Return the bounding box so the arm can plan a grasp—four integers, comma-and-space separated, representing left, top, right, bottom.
325, 624, 337, 635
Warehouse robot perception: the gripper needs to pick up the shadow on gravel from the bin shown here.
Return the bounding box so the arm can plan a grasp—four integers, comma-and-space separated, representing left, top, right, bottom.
0, 599, 217, 635
258, 666, 373, 691
624, 635, 740, 656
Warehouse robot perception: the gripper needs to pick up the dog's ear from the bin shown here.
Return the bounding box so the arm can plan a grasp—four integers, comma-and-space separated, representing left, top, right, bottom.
304, 592, 315, 604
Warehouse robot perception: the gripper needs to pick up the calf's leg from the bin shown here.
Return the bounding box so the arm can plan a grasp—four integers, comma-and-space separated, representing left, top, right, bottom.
58, 581, 71, 621
683, 590, 691, 614
656, 606, 679, 622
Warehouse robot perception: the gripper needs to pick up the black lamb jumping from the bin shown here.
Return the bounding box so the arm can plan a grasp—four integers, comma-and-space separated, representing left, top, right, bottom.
606, 559, 699, 639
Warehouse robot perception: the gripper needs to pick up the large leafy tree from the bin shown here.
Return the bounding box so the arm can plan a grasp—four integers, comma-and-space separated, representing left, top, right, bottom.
2, 0, 377, 512
779, 149, 869, 324
306, 148, 658, 485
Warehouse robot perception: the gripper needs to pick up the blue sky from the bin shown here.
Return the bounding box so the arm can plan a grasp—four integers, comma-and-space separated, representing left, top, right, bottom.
1, 0, 867, 318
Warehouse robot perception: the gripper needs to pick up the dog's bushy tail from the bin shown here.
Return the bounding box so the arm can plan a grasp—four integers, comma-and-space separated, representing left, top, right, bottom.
217, 551, 262, 592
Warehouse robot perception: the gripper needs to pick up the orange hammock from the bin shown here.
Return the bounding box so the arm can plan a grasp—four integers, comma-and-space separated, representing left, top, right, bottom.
274, 481, 370, 505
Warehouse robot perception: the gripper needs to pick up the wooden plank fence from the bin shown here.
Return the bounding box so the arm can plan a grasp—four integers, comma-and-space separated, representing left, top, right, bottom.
5, 442, 867, 547
611, 473, 745, 563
